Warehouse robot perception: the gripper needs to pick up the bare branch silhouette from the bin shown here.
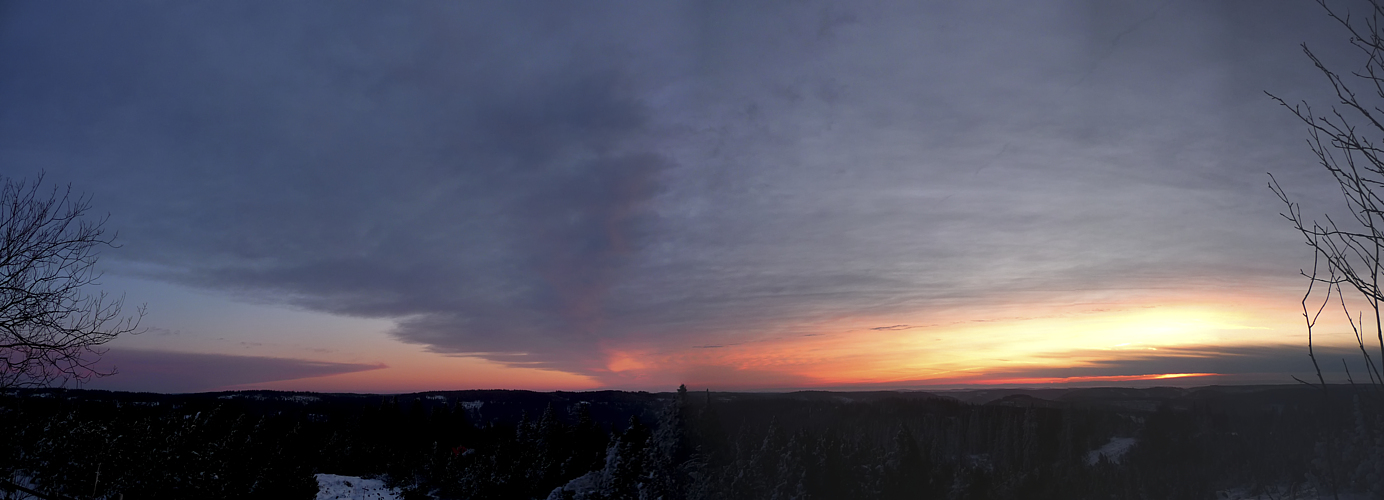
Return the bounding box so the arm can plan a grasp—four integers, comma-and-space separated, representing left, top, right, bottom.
0, 173, 143, 389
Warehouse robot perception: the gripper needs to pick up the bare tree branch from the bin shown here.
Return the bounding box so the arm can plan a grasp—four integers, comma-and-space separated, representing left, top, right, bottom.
0, 173, 143, 389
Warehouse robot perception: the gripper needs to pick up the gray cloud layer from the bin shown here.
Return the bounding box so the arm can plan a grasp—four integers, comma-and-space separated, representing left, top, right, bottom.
0, 1, 1356, 377
83, 349, 385, 393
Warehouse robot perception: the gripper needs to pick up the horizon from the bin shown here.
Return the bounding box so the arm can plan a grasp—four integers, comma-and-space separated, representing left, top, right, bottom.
2, 1, 1373, 394
13, 380, 1326, 397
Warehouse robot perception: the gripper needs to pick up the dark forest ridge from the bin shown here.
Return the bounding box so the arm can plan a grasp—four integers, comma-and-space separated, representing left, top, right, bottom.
4, 382, 1362, 498
6, 382, 1340, 414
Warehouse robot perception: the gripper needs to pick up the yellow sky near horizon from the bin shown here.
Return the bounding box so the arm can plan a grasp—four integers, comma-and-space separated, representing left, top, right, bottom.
594, 287, 1318, 389
93, 276, 1356, 393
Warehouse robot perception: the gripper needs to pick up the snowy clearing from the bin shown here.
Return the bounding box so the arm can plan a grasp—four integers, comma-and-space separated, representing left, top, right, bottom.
1085, 437, 1137, 465
315, 474, 401, 500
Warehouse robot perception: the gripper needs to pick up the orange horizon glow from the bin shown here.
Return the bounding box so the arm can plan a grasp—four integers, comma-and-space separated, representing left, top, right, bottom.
593, 289, 1320, 391
100, 285, 1346, 393
952, 372, 1220, 386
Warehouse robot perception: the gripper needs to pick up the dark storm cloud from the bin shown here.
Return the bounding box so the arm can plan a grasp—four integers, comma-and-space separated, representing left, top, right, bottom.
84, 349, 384, 393
0, 1, 1360, 377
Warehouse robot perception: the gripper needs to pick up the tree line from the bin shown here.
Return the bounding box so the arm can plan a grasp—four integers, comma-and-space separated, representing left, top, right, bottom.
3, 384, 1363, 499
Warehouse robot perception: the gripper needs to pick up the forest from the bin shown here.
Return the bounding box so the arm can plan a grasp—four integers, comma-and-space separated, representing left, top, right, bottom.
0, 384, 1376, 499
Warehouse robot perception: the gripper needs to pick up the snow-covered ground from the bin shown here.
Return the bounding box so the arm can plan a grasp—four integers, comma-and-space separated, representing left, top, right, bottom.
1085, 436, 1137, 465
315, 474, 401, 500
8, 470, 1372, 500
0, 474, 41, 500
546, 470, 601, 500
5, 473, 403, 500
1215, 485, 1375, 499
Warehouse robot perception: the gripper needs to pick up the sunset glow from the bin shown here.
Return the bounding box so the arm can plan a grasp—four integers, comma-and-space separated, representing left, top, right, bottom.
76, 278, 1341, 393
959, 373, 1220, 386
540, 290, 1315, 390
9, 0, 1360, 394
9, 3, 1381, 499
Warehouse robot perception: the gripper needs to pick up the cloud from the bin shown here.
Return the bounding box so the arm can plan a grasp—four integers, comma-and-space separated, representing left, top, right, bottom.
82, 349, 386, 393
0, 0, 1356, 384
859, 344, 1366, 388
1031, 344, 1336, 378
871, 325, 916, 331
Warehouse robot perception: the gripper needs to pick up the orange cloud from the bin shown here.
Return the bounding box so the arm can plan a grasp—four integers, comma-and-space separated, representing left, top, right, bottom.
606, 350, 651, 373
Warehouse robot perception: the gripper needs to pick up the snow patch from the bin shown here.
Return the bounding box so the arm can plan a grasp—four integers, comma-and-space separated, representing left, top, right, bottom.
546, 471, 602, 500
1214, 485, 1371, 499
1086, 437, 1137, 465
315, 474, 401, 500
461, 401, 484, 410
0, 474, 42, 500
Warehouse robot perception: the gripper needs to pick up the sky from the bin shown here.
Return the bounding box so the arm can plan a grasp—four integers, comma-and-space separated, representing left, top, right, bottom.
0, 0, 1375, 393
